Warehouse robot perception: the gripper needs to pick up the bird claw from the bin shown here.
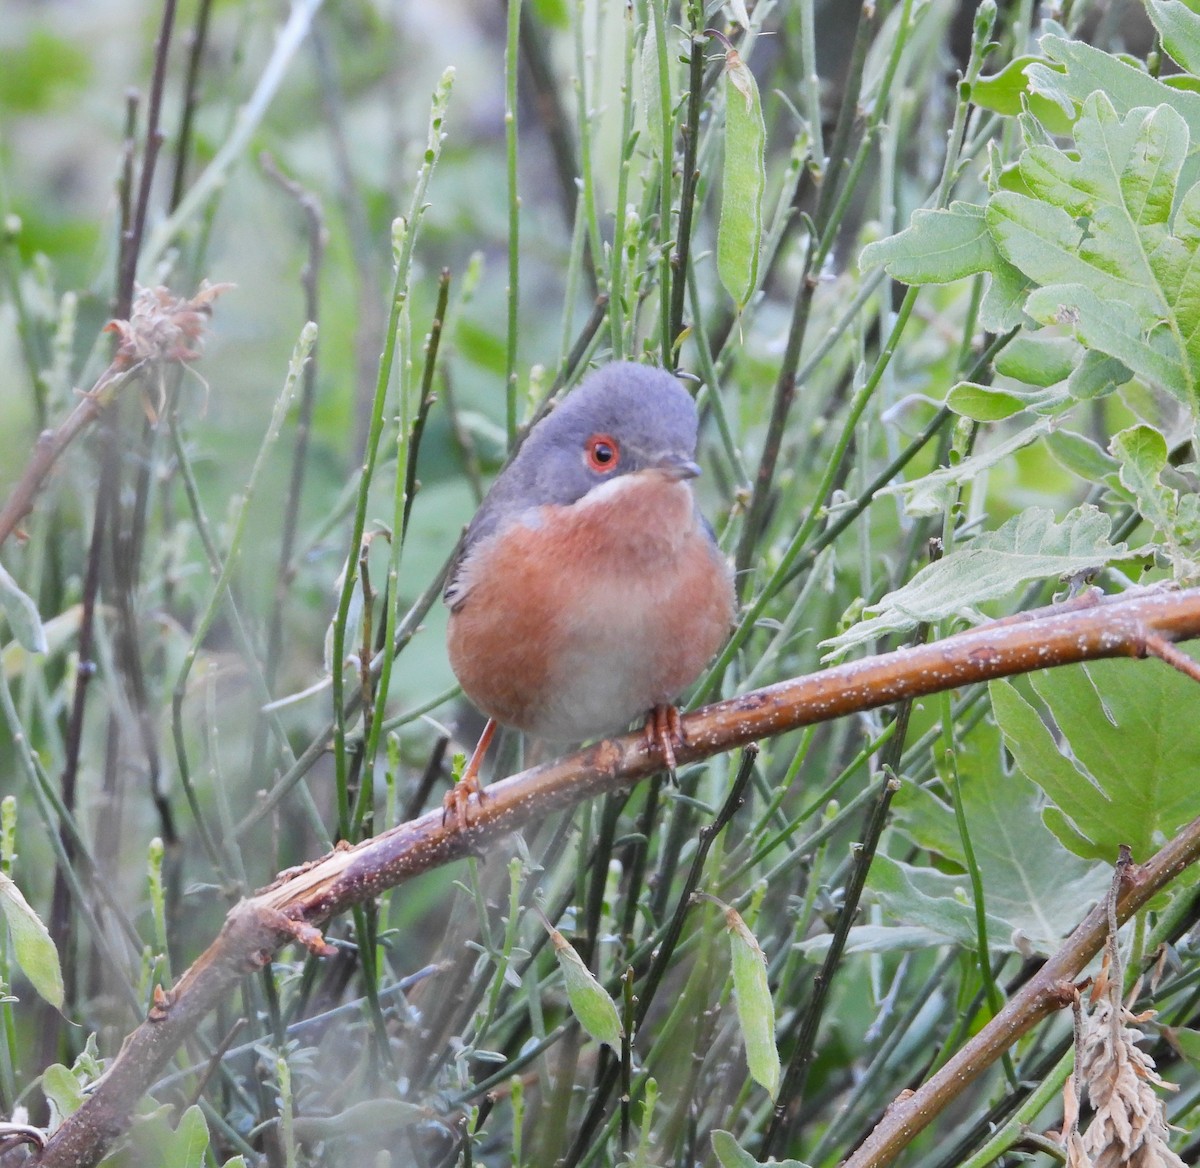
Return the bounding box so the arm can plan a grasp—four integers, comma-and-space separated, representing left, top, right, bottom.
443, 718, 496, 829
442, 770, 484, 828
645, 703, 685, 777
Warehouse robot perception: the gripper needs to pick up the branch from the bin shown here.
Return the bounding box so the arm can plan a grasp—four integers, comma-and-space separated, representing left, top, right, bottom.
34, 585, 1200, 1168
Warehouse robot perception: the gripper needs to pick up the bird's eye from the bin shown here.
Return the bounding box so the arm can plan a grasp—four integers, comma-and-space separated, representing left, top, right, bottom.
585, 433, 620, 473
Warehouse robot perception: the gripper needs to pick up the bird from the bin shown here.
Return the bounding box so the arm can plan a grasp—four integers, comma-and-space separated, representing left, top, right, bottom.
443, 361, 735, 822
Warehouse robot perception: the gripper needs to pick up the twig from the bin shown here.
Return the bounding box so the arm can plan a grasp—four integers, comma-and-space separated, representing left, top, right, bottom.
115, 0, 178, 318
169, 0, 215, 213
33, 586, 1200, 1168
0, 365, 134, 549
0, 283, 230, 550
667, 26, 709, 358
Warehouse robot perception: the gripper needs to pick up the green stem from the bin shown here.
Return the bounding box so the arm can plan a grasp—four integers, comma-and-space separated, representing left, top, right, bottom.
505, 0, 523, 443
329, 71, 454, 840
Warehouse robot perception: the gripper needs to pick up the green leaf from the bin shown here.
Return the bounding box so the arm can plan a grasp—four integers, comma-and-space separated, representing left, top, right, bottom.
1066, 350, 1131, 400
1034, 29, 1200, 147
860, 202, 1033, 331
42, 1063, 86, 1126
946, 381, 1068, 420
1148, 1, 1200, 75
992, 659, 1200, 863
893, 721, 1104, 954
718, 48, 765, 309
1168, 1026, 1200, 1066
987, 93, 1200, 403
1111, 424, 1200, 577
124, 1105, 210, 1168
712, 1129, 812, 1168
993, 335, 1080, 387
861, 202, 995, 283
292, 1098, 429, 1140
822, 505, 1131, 655
547, 925, 623, 1050
867, 855, 1014, 948
1044, 429, 1120, 483
725, 908, 780, 1099
0, 560, 46, 654
0, 872, 63, 1008
971, 55, 1075, 135
530, 0, 570, 29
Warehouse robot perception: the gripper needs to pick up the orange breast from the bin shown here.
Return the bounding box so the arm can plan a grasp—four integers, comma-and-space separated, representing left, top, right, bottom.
447, 472, 734, 744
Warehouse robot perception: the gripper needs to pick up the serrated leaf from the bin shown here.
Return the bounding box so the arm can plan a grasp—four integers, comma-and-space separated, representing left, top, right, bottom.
860, 202, 1034, 331
0, 560, 46, 654
712, 1129, 813, 1168
1112, 423, 1200, 575
822, 505, 1130, 656
718, 48, 765, 309
892, 721, 1104, 954
986, 94, 1200, 403
0, 872, 63, 1008
861, 202, 995, 283
992, 659, 1200, 863
725, 909, 779, 1099
547, 925, 623, 1050
1035, 29, 1200, 146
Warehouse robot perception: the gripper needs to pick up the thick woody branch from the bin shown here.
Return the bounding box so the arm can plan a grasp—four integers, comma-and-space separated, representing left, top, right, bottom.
35, 586, 1200, 1168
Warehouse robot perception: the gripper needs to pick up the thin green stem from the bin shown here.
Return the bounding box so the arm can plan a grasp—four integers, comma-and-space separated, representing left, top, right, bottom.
505, 0, 522, 443
329, 71, 454, 839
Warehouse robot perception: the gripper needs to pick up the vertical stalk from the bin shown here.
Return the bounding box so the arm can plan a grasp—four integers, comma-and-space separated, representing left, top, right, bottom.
505, 0, 523, 444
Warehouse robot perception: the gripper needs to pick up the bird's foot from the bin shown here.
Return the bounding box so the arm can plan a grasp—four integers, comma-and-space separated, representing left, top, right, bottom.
443, 718, 496, 828
644, 703, 685, 777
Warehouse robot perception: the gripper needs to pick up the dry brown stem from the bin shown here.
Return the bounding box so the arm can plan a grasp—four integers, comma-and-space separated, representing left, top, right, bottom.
0, 282, 229, 549
34, 585, 1200, 1168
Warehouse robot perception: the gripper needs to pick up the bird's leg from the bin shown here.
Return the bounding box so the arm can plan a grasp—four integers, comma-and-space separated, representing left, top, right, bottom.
444, 718, 497, 826
644, 703, 685, 776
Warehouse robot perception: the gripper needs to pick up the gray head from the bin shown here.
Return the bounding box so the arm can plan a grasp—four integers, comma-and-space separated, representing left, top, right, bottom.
470, 362, 701, 539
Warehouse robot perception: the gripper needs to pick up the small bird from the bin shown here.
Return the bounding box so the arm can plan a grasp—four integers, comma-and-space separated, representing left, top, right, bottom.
444, 361, 735, 819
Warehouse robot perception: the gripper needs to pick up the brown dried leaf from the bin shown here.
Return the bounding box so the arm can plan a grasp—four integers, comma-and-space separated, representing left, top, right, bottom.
104, 281, 232, 371
1078, 997, 1185, 1168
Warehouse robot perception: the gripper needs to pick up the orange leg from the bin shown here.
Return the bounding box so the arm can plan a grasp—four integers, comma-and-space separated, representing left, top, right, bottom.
644, 703, 685, 775
443, 718, 497, 827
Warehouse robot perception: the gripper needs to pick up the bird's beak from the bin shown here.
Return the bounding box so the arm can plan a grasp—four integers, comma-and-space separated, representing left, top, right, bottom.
651, 452, 702, 480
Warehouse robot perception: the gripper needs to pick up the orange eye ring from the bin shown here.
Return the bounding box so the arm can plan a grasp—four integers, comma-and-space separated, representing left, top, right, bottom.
585, 433, 620, 473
